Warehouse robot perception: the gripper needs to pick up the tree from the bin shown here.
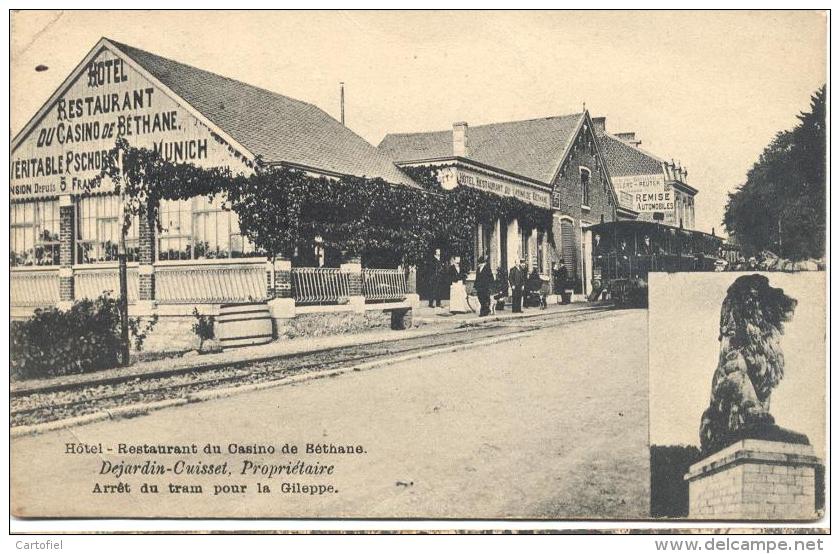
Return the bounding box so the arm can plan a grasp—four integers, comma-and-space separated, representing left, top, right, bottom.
723, 86, 826, 260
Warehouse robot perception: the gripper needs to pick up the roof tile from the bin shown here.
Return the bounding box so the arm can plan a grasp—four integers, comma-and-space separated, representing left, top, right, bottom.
108, 39, 417, 188
596, 132, 664, 177
378, 114, 584, 184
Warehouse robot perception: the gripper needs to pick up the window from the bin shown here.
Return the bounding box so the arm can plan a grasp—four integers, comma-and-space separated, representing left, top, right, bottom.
77, 196, 139, 264
158, 199, 193, 260
537, 230, 546, 273
580, 167, 591, 207
520, 226, 530, 266
10, 200, 60, 267
473, 223, 493, 269
158, 196, 257, 261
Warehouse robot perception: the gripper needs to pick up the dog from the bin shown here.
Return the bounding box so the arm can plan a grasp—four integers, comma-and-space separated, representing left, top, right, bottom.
699, 274, 797, 455
490, 293, 503, 315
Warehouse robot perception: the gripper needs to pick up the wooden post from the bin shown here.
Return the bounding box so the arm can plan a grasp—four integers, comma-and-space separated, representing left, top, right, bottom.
117, 148, 130, 366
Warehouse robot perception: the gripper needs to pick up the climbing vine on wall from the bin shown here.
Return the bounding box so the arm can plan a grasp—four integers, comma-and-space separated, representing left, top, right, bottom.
401, 165, 555, 265
90, 140, 553, 268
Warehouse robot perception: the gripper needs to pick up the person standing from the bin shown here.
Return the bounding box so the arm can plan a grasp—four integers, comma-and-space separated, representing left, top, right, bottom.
447, 255, 466, 284
447, 255, 469, 314
474, 255, 494, 317
553, 259, 570, 305
527, 267, 546, 309
509, 258, 527, 313
427, 248, 444, 308
494, 265, 509, 311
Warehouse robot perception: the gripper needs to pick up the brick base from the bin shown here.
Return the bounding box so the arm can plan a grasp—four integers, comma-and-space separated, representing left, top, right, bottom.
685, 439, 822, 520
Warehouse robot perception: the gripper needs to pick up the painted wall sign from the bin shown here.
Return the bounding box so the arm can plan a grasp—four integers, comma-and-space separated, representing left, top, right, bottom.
10, 47, 249, 200
454, 168, 550, 208
612, 173, 676, 223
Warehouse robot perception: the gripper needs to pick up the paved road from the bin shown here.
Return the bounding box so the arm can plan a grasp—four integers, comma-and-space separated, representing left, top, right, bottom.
12, 309, 649, 519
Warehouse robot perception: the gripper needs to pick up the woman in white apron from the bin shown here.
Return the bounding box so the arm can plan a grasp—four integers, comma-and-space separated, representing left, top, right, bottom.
447, 256, 469, 314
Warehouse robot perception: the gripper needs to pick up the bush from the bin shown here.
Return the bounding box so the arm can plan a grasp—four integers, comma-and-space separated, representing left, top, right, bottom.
128, 314, 159, 352
11, 294, 123, 380
191, 308, 215, 350
650, 444, 700, 518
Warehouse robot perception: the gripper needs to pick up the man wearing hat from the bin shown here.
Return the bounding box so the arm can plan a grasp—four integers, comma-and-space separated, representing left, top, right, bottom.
473, 255, 494, 317
508, 258, 528, 313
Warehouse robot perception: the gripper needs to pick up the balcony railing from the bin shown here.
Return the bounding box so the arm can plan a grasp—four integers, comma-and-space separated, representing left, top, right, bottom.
10, 268, 60, 307
291, 267, 350, 305
156, 260, 267, 304
363, 269, 407, 302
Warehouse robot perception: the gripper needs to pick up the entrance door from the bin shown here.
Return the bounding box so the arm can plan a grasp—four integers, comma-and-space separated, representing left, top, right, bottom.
560, 219, 577, 292
581, 226, 593, 296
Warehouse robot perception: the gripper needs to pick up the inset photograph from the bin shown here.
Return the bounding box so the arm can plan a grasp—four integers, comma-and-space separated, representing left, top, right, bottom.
648, 272, 825, 520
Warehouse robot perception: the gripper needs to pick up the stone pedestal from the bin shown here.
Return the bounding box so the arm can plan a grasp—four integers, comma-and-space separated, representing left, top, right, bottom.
685, 439, 822, 520
268, 297, 296, 319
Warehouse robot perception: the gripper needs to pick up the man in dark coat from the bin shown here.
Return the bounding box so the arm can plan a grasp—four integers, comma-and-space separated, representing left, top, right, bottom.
592, 233, 606, 277
473, 255, 494, 317
427, 248, 444, 308
508, 259, 527, 313
553, 259, 570, 304
616, 239, 631, 278
527, 267, 546, 309
494, 266, 509, 311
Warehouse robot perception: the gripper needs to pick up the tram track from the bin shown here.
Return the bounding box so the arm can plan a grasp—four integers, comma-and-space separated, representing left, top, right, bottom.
11, 306, 618, 428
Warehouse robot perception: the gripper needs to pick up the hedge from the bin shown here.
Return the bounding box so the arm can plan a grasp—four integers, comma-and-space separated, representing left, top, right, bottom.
11, 295, 123, 380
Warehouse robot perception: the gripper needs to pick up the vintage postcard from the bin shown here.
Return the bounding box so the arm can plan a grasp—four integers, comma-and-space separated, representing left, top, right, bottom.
7, 10, 828, 528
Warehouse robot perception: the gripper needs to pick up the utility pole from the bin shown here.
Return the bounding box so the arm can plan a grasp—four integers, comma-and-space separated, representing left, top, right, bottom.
340, 82, 345, 126
117, 147, 130, 366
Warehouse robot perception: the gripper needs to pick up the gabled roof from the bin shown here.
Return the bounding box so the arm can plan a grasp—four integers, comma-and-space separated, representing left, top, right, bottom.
596, 132, 665, 177
13, 38, 418, 188
378, 113, 585, 184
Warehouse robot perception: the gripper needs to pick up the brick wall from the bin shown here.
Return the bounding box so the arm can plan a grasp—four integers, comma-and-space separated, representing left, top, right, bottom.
59, 198, 75, 302
138, 206, 156, 301
550, 125, 617, 286
138, 206, 156, 264
686, 440, 820, 520
689, 462, 816, 520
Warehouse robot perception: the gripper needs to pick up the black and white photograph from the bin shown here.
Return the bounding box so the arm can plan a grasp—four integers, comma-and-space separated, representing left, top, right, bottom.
6, 8, 829, 538
648, 272, 826, 521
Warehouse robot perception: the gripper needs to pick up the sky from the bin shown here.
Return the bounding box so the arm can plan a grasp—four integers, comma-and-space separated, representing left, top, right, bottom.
10, 10, 827, 235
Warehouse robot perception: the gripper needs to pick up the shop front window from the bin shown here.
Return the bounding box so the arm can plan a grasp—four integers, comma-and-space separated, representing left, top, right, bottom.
10, 200, 60, 267
77, 196, 139, 264
537, 230, 546, 273
158, 196, 258, 261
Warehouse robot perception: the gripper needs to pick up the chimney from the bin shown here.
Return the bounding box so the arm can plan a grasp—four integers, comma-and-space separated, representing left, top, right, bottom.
616, 132, 642, 148
453, 121, 468, 157
592, 116, 606, 134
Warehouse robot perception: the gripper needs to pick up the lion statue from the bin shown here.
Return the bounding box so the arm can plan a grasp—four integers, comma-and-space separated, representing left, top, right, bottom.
699, 274, 801, 455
